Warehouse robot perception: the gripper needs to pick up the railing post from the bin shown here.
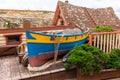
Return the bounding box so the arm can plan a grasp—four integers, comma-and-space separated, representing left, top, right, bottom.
88, 34, 93, 46
89, 31, 120, 53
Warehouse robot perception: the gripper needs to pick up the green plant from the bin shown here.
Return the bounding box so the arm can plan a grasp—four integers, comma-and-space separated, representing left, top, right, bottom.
0, 12, 6, 14
92, 26, 114, 32
4, 21, 12, 29
105, 49, 120, 69
65, 44, 109, 74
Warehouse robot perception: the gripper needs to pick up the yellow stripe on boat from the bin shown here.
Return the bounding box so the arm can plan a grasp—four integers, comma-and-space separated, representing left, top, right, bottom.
27, 33, 89, 44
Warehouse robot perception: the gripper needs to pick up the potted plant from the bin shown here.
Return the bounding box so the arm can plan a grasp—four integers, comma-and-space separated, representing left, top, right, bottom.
64, 44, 120, 80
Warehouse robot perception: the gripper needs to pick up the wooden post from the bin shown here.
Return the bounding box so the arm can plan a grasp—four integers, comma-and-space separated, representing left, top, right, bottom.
23, 20, 31, 30
100, 34, 103, 50
88, 34, 93, 46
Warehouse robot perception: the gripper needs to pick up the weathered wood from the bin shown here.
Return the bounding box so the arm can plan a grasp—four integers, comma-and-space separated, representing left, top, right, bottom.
119, 34, 120, 48
97, 35, 99, 48
0, 26, 76, 34
93, 35, 96, 46
19, 64, 30, 79
115, 34, 118, 49
0, 55, 73, 80
21, 69, 76, 80
112, 34, 115, 49
88, 34, 93, 46
100, 34, 103, 50
10, 56, 21, 80
106, 34, 109, 53
103, 34, 106, 52
109, 34, 112, 52
77, 68, 120, 80
89, 31, 120, 53
0, 56, 11, 80
1, 55, 120, 80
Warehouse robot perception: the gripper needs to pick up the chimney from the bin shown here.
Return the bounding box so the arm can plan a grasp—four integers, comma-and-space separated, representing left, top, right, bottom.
65, 0, 68, 3
23, 20, 31, 30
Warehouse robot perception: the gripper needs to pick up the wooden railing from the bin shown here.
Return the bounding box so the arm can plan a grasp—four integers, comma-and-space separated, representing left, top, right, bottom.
89, 31, 120, 53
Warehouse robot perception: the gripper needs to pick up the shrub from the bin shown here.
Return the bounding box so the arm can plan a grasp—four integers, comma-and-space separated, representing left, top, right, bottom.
92, 26, 114, 32
105, 49, 120, 69
65, 44, 109, 74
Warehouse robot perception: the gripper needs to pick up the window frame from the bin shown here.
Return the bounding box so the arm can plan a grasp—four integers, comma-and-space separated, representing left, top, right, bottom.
4, 34, 22, 45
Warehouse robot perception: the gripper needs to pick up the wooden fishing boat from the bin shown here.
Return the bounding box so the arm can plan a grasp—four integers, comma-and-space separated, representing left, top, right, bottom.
26, 29, 89, 67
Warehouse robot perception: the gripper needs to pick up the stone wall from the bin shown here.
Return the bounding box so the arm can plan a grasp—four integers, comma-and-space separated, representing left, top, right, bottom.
0, 9, 54, 29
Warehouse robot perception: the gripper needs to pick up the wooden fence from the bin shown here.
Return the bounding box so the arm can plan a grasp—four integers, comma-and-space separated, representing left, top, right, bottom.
89, 31, 120, 53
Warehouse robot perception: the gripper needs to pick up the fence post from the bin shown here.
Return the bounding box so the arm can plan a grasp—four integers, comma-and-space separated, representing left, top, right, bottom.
88, 34, 93, 46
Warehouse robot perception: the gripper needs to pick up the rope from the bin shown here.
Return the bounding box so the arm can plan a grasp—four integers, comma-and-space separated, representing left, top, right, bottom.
28, 60, 62, 71
54, 33, 64, 63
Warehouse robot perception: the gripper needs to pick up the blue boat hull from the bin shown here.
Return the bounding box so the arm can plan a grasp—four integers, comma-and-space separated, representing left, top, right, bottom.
27, 38, 88, 67
26, 30, 89, 67
27, 38, 88, 57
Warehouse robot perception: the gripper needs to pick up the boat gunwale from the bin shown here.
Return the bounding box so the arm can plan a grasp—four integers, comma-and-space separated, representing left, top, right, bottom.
26, 29, 89, 37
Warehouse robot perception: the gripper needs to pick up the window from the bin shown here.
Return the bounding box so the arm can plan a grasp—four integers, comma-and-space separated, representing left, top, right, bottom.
61, 20, 64, 25
58, 14, 61, 18
5, 34, 22, 45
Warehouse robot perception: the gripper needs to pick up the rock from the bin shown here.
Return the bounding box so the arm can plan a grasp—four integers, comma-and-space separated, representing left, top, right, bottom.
0, 9, 54, 29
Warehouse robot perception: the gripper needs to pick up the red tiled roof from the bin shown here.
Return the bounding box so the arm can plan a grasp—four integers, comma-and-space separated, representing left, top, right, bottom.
53, 1, 120, 29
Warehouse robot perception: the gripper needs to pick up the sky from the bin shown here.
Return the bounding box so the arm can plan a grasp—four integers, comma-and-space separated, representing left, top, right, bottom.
0, 0, 120, 18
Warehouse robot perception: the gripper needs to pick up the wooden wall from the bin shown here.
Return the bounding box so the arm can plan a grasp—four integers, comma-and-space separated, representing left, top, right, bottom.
21, 69, 76, 80
0, 33, 6, 45
0, 26, 76, 46
0, 32, 26, 45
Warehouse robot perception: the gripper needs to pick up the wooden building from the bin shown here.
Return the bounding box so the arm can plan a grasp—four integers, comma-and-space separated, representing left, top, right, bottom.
52, 1, 120, 29
0, 21, 76, 55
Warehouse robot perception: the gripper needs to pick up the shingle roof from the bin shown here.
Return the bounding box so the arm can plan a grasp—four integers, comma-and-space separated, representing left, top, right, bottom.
86, 7, 120, 27
53, 1, 120, 29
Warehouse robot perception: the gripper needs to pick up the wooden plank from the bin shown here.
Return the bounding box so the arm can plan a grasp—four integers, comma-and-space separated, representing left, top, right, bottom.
0, 41, 6, 44
115, 34, 118, 49
106, 34, 109, 53
22, 69, 76, 80
88, 34, 93, 46
28, 65, 45, 78
103, 34, 106, 52
0, 26, 76, 34
0, 56, 76, 80
0, 38, 5, 40
18, 64, 30, 79
93, 35, 96, 46
28, 70, 42, 78
27, 66, 51, 80
0, 56, 2, 66
109, 34, 112, 52
112, 34, 115, 49
0, 45, 18, 48
91, 31, 120, 35
91, 32, 120, 52
21, 34, 26, 38
119, 33, 120, 48
0, 56, 12, 80
28, 61, 64, 78
28, 62, 65, 79
0, 56, 5, 80
0, 43, 5, 45
100, 35, 103, 50
10, 56, 21, 80
97, 35, 99, 48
